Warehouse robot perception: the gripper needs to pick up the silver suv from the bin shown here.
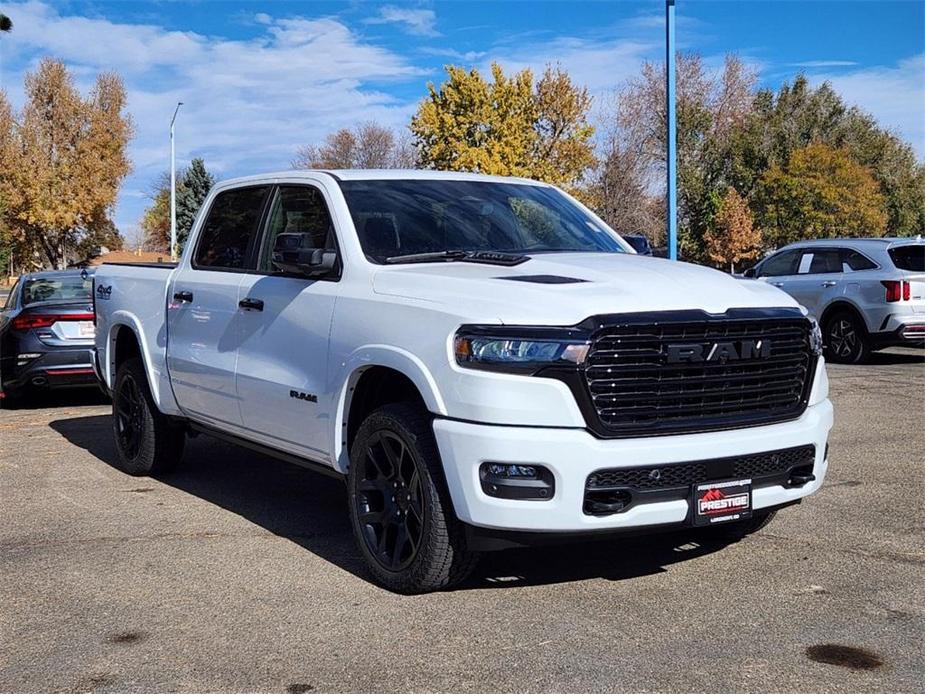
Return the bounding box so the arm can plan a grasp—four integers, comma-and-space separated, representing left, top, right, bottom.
744, 238, 925, 363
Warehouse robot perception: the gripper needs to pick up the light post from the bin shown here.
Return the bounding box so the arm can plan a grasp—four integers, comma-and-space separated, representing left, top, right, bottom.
169, 101, 183, 261
666, 0, 677, 261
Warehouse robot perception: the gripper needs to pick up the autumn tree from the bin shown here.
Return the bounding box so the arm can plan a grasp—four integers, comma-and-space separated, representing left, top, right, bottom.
411, 63, 595, 188
293, 122, 415, 169
0, 59, 132, 269
754, 143, 887, 246
139, 158, 215, 253
703, 188, 761, 273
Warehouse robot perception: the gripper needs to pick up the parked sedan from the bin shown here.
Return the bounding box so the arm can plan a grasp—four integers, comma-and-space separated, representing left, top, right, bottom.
743, 238, 925, 363
0, 269, 99, 402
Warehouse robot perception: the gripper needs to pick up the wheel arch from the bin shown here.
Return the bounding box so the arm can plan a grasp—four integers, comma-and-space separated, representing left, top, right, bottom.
333, 347, 446, 473
819, 300, 868, 335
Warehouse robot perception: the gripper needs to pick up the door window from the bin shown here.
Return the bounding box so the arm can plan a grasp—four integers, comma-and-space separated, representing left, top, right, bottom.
797, 249, 841, 274
193, 186, 270, 270
259, 186, 336, 273
759, 250, 800, 277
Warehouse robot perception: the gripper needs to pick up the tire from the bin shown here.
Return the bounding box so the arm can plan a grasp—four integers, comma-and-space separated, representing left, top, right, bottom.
702, 509, 777, 542
347, 402, 478, 593
112, 357, 185, 476
824, 310, 870, 364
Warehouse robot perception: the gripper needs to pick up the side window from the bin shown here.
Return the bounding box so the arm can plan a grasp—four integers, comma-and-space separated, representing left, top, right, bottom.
759, 250, 799, 277
260, 186, 335, 273
194, 186, 270, 270
841, 249, 877, 272
800, 249, 841, 274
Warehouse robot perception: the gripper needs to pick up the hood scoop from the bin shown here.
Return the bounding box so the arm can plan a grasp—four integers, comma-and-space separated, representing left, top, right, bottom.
497, 274, 588, 285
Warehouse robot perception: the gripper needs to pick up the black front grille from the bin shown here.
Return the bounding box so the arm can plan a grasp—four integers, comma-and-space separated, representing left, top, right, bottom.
582, 312, 814, 437
586, 445, 816, 491
584, 445, 816, 516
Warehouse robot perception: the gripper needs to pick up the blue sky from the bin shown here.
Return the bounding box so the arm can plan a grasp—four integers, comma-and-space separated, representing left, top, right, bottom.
1, 1, 923, 243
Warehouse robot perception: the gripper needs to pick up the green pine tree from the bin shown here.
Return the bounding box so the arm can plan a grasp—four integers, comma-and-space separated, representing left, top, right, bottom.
176, 158, 215, 248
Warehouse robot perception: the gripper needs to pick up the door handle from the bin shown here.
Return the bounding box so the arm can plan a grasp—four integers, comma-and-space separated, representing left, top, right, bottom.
821, 281, 837, 288
238, 297, 264, 311
173, 290, 193, 303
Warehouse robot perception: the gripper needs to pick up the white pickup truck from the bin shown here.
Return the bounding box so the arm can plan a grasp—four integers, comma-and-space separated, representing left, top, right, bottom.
93, 170, 833, 593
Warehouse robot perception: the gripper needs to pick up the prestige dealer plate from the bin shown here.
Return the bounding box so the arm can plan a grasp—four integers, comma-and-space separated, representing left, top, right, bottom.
693, 478, 752, 526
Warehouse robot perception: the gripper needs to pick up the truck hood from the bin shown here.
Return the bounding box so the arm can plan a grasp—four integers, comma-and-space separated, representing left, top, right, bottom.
372, 252, 799, 325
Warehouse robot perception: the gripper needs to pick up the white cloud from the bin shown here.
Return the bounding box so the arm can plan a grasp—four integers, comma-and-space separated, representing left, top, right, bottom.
1, 2, 426, 231
789, 60, 859, 68
366, 6, 439, 37
809, 54, 925, 159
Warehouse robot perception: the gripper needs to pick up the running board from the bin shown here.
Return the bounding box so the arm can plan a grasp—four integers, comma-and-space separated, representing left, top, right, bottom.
187, 422, 345, 481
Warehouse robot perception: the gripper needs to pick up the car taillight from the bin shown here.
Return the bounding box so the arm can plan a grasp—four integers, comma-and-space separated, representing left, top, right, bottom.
11, 312, 95, 331
903, 280, 911, 301
882, 280, 907, 303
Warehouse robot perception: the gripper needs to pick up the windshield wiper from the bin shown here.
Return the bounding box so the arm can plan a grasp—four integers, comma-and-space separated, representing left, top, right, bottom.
385, 250, 528, 266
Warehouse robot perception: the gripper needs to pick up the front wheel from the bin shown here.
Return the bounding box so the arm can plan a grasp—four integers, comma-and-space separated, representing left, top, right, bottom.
112, 357, 185, 476
824, 311, 870, 364
348, 403, 478, 593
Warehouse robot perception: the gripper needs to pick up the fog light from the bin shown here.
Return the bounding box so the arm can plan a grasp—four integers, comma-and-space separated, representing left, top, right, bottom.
480, 462, 554, 501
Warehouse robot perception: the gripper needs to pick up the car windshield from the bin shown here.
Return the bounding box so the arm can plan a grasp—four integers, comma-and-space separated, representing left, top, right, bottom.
21, 275, 92, 306
889, 245, 925, 272
338, 179, 626, 263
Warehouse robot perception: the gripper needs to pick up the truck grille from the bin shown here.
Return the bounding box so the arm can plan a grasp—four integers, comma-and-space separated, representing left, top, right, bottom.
582, 312, 814, 437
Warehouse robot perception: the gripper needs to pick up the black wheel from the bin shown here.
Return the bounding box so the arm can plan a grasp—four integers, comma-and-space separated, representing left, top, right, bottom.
348, 403, 478, 593
701, 509, 778, 542
824, 311, 870, 364
112, 357, 185, 476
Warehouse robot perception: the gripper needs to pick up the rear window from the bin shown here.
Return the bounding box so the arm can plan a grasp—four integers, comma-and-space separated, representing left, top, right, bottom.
889, 245, 925, 272
21, 276, 92, 306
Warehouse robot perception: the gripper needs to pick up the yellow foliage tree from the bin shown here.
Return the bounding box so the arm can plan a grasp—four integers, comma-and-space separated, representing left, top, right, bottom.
411, 63, 595, 188
755, 143, 887, 247
703, 188, 762, 273
0, 59, 132, 268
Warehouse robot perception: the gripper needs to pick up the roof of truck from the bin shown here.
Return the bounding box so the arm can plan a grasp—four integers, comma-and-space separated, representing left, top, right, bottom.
216, 169, 551, 189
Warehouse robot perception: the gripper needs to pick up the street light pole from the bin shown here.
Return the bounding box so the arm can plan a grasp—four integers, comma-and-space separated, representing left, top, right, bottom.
666, 0, 678, 261
169, 102, 183, 261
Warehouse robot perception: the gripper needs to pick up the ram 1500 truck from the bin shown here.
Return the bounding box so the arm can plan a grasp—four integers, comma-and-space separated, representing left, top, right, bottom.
93, 170, 833, 593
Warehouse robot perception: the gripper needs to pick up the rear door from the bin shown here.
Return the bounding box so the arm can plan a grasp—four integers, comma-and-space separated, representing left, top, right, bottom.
234, 183, 340, 460
785, 248, 843, 319
166, 185, 271, 428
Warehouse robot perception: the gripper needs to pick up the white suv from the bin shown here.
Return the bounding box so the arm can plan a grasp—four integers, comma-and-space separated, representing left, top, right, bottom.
93, 170, 833, 593
744, 238, 925, 362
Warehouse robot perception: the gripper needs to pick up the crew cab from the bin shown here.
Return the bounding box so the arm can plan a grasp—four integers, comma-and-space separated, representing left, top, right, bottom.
93, 170, 833, 593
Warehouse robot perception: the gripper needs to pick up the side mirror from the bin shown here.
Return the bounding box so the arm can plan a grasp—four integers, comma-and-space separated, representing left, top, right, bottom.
743, 267, 757, 279
272, 233, 338, 277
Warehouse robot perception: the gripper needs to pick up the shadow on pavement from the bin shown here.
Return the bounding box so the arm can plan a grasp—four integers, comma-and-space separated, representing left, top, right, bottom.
49, 414, 734, 592
1, 387, 109, 410
864, 347, 925, 365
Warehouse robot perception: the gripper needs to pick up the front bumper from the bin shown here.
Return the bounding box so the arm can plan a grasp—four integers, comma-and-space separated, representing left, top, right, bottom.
434, 398, 833, 533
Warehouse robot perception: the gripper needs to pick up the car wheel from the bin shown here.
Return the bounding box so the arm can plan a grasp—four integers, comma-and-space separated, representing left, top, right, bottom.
112, 357, 185, 476
348, 402, 478, 593
824, 311, 870, 364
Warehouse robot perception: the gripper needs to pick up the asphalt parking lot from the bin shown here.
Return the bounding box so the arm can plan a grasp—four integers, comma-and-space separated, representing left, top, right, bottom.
1, 349, 923, 693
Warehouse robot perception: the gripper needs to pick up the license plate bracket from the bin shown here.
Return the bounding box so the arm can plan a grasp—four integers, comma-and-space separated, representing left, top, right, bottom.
692, 478, 752, 526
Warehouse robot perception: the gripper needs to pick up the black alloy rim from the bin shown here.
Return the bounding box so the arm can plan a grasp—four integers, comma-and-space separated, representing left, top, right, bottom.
115, 374, 144, 459
828, 318, 858, 358
354, 430, 425, 571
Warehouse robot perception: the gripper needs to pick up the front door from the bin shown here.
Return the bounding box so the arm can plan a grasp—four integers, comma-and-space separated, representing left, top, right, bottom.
234, 184, 340, 461
166, 185, 270, 427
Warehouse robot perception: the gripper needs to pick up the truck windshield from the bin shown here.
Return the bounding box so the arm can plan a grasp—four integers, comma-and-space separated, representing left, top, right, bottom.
338, 179, 625, 264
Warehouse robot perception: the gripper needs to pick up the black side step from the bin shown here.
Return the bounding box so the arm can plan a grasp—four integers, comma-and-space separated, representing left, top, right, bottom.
188, 422, 345, 481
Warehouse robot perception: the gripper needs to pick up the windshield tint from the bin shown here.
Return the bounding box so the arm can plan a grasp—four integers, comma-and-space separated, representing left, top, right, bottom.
889, 245, 925, 272
338, 179, 625, 263
21, 275, 92, 306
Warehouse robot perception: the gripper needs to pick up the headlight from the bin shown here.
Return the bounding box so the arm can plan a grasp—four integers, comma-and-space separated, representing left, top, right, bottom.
454, 326, 590, 374
808, 317, 823, 356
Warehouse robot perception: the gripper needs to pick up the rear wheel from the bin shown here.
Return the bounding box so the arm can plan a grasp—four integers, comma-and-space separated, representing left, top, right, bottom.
112, 357, 185, 475
824, 310, 870, 364
348, 403, 478, 593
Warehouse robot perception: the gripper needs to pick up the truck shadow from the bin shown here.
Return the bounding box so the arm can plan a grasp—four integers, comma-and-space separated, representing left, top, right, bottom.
49, 414, 735, 592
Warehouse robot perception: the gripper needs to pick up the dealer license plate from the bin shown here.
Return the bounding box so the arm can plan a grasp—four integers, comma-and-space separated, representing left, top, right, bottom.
692, 478, 752, 526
